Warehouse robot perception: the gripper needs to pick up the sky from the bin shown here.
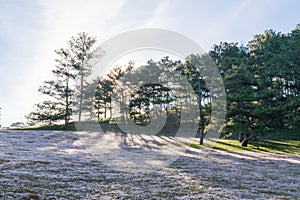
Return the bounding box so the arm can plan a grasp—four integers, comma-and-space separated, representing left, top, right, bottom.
0, 0, 300, 127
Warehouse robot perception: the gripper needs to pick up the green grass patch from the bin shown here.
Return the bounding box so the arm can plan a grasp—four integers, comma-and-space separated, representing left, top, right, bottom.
189, 125, 300, 154
190, 139, 250, 152
190, 137, 300, 154
250, 140, 300, 154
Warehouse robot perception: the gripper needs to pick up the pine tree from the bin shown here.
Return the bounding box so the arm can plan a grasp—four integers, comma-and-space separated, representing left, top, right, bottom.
68, 32, 99, 126
27, 101, 63, 125
38, 48, 75, 125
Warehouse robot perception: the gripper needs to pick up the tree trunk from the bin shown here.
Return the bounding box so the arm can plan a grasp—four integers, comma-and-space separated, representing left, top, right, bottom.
241, 138, 249, 147
79, 75, 83, 121
78, 73, 84, 129
65, 78, 69, 125
109, 102, 112, 120
241, 133, 253, 147
239, 132, 245, 142
97, 110, 100, 121
90, 105, 93, 120
200, 133, 204, 145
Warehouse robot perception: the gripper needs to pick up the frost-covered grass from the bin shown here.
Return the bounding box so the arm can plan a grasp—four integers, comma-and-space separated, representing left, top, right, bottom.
0, 130, 299, 199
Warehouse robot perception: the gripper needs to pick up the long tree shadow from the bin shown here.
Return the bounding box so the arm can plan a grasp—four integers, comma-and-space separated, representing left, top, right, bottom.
169, 145, 300, 199
251, 140, 300, 153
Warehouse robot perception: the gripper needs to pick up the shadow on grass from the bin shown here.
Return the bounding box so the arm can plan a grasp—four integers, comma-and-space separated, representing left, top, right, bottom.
190, 138, 300, 155
251, 140, 300, 154
213, 140, 254, 152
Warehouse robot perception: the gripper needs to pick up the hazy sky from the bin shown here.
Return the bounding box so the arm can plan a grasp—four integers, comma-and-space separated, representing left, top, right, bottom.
0, 0, 300, 127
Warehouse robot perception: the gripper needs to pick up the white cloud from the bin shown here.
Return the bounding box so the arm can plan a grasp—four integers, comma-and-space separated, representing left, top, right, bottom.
143, 0, 177, 28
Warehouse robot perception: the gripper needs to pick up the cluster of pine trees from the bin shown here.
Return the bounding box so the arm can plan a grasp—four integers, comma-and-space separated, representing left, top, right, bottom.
26, 32, 99, 125
210, 26, 300, 145
26, 26, 300, 146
